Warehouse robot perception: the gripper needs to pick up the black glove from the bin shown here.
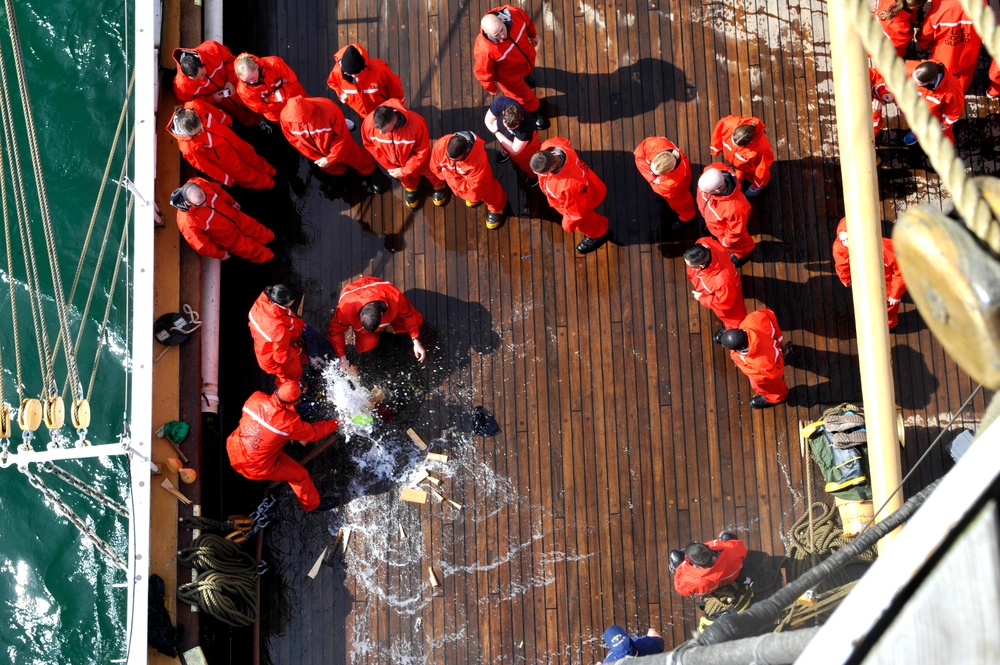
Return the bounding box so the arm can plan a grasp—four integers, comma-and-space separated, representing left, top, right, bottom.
258, 119, 273, 135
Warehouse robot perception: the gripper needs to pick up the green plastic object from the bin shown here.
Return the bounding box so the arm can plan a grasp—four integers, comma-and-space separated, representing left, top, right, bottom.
351, 413, 373, 426
162, 420, 190, 445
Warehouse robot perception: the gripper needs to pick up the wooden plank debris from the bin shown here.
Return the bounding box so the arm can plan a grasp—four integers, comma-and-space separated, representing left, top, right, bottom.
447, 499, 463, 510
307, 547, 329, 579
161, 478, 192, 505
401, 488, 428, 504
428, 567, 439, 587
430, 489, 444, 502
426, 452, 449, 463
399, 524, 406, 540
342, 527, 351, 552
425, 475, 441, 486
406, 428, 428, 450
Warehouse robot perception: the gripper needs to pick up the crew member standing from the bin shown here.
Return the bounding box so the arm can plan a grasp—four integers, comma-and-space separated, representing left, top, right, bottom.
832, 218, 907, 329
903, 60, 965, 145
172, 40, 260, 126
484, 96, 539, 184
167, 101, 276, 190
226, 383, 339, 513
168, 178, 274, 263
709, 115, 774, 196
633, 136, 696, 229
430, 132, 509, 229
362, 100, 449, 209
328, 276, 427, 368
248, 285, 309, 387
326, 43, 406, 119
916, 0, 984, 92
474, 5, 549, 129
684, 238, 747, 342
720, 309, 789, 408
279, 96, 386, 193
234, 52, 307, 124
530, 137, 611, 254
696, 164, 755, 265
875, 0, 926, 57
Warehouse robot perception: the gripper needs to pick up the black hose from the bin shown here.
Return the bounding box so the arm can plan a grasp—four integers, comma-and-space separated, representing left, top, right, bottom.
698, 478, 941, 645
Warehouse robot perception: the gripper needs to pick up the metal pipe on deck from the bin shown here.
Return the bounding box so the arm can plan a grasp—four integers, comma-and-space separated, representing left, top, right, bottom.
828, 0, 903, 550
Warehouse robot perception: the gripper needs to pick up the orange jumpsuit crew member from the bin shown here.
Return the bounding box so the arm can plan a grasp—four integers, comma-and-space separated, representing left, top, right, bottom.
530, 137, 611, 255
709, 115, 774, 196
901, 60, 965, 145
326, 44, 405, 119
167, 100, 275, 190
430, 131, 509, 229
248, 285, 309, 387
484, 96, 540, 183
697, 164, 755, 265
874, 0, 926, 57
362, 100, 448, 210
916, 0, 984, 93
172, 40, 260, 126
234, 52, 307, 124
633, 136, 697, 229
328, 276, 427, 369
833, 218, 908, 329
474, 5, 549, 129
279, 96, 386, 193
671, 535, 749, 597
720, 309, 790, 408
168, 178, 274, 263
684, 238, 748, 341
226, 383, 339, 513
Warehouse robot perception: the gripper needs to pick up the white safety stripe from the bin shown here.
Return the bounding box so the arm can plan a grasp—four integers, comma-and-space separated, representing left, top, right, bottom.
695, 274, 713, 295
494, 23, 528, 62
931, 20, 972, 29
242, 406, 289, 436
767, 319, 782, 363
192, 62, 226, 96
203, 191, 218, 229
289, 126, 334, 136
367, 135, 416, 145
338, 280, 392, 302
248, 312, 273, 342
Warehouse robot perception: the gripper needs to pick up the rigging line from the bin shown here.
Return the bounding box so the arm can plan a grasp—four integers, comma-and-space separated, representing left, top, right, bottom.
3, 0, 84, 398
60, 128, 134, 401
843, 0, 1000, 252
861, 383, 984, 535
0, 59, 54, 396
0, 129, 23, 398
85, 197, 133, 403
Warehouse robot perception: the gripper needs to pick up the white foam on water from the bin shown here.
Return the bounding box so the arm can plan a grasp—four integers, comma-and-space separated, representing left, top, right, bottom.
319, 361, 377, 442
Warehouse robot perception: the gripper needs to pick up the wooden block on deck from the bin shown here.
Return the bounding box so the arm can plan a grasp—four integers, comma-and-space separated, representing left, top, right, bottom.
401, 488, 428, 504
406, 428, 428, 450
307, 547, 329, 579
428, 567, 440, 587
426, 452, 449, 463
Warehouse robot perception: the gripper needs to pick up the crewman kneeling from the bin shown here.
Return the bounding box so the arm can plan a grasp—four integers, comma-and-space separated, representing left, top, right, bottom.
670, 533, 749, 598
226, 383, 339, 512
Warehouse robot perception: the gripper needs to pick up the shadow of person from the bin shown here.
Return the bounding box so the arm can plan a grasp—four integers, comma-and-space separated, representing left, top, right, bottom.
892, 344, 941, 409
534, 57, 691, 124
746, 274, 857, 340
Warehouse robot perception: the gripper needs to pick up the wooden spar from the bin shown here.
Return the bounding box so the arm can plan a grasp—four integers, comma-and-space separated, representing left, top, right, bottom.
828, 0, 903, 550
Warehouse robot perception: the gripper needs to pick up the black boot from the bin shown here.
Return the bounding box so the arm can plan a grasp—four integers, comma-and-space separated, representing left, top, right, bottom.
524, 74, 536, 88
750, 395, 774, 409
576, 232, 610, 254
534, 107, 550, 130
362, 171, 388, 194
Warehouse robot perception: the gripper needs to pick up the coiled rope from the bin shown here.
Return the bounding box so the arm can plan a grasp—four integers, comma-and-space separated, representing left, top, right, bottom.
177, 572, 257, 628
178, 533, 257, 576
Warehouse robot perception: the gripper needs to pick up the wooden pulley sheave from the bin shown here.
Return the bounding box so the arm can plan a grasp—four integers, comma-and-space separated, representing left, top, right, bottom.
71, 398, 90, 429
893, 178, 1000, 389
17, 398, 42, 431
0, 403, 11, 439
43, 395, 65, 429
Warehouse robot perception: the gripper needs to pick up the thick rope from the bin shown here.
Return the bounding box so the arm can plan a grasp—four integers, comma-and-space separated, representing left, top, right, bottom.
178, 533, 258, 576
844, 0, 1000, 252
177, 572, 257, 627
959, 0, 1000, 67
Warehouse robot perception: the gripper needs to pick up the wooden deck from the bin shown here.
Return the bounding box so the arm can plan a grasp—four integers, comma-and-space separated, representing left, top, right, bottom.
210, 0, 997, 663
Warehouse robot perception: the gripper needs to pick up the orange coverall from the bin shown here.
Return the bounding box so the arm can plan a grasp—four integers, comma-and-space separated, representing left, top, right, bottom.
172, 40, 260, 126
174, 178, 273, 263
327, 276, 424, 358
696, 164, 755, 259
730, 309, 789, 404
673, 538, 748, 597
226, 391, 338, 512
248, 291, 307, 386
904, 60, 965, 142
326, 43, 406, 118
473, 5, 540, 112
874, 0, 919, 57
686, 236, 747, 329
832, 218, 908, 329
429, 133, 508, 213
235, 54, 307, 122
633, 137, 696, 222
709, 115, 774, 190
538, 137, 609, 238
167, 100, 275, 190
361, 99, 445, 191
279, 96, 376, 176
916, 0, 985, 92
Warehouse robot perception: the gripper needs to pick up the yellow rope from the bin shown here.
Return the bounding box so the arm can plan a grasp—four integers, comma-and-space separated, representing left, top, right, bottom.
842, 0, 1000, 252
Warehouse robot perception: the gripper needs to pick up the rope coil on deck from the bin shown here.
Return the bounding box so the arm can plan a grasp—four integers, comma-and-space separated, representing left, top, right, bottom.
177, 572, 257, 627
179, 533, 258, 576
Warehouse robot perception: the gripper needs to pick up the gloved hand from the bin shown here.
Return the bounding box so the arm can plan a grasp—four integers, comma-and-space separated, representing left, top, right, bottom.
257, 119, 273, 135
888, 297, 900, 306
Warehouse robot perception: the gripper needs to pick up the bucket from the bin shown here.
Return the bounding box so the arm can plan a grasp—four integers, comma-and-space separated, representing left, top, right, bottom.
835, 498, 874, 538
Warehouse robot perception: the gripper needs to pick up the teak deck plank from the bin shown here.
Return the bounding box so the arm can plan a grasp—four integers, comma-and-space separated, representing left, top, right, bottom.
211, 0, 1000, 662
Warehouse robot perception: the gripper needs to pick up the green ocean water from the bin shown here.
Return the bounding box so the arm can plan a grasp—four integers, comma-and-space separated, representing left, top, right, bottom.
0, 1, 133, 663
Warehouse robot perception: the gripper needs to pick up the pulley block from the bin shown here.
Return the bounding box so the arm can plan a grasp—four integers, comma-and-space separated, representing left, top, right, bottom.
43, 396, 65, 429
893, 202, 1000, 389
0, 403, 10, 438
71, 399, 91, 429
18, 398, 42, 432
